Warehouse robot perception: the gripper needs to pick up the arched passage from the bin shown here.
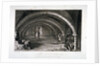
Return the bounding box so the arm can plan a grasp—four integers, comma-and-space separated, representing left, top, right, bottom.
16, 12, 76, 35
19, 18, 66, 39
21, 22, 62, 42
16, 11, 77, 50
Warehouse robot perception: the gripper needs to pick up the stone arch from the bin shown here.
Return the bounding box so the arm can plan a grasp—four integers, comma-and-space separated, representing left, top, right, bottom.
16, 11, 77, 50
21, 22, 62, 40
16, 12, 76, 36
18, 18, 65, 39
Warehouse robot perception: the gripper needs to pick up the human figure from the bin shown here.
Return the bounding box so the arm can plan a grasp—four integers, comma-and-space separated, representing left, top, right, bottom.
58, 33, 62, 42
64, 34, 74, 51
35, 26, 40, 39
23, 40, 37, 50
15, 39, 25, 50
23, 40, 30, 50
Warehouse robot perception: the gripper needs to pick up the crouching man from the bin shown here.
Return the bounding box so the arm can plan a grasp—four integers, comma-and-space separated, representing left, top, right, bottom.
23, 40, 31, 50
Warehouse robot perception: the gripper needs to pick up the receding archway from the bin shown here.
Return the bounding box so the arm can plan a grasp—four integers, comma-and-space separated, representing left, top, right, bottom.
16, 11, 77, 51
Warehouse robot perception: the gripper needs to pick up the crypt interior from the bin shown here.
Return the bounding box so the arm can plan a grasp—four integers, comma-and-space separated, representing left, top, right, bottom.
15, 10, 82, 51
